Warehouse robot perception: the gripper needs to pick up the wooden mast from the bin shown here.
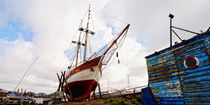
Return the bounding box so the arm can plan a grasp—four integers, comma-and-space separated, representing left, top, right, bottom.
71, 20, 83, 67
75, 21, 83, 67
103, 24, 130, 55
73, 5, 94, 65
75, 31, 82, 67
84, 4, 91, 61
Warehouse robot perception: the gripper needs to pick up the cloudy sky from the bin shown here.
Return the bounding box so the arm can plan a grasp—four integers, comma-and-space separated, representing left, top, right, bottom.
0, 0, 209, 94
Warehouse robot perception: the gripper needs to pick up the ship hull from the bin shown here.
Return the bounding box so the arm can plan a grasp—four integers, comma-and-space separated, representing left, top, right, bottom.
64, 79, 98, 100
64, 56, 102, 100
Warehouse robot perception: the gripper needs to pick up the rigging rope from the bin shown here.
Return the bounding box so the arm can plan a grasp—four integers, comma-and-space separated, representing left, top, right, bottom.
65, 8, 89, 69
92, 7, 128, 25
88, 37, 93, 56
13, 56, 39, 92
80, 32, 86, 61
91, 8, 95, 32
101, 27, 129, 70
65, 5, 129, 70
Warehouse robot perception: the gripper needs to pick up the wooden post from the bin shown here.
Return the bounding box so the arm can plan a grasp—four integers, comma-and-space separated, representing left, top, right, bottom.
61, 71, 73, 101
56, 73, 62, 91
61, 71, 67, 102
57, 73, 66, 103
98, 83, 102, 99
93, 91, 96, 100
61, 72, 65, 91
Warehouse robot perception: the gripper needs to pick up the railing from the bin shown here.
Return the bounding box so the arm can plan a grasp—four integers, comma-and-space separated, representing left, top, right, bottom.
91, 85, 148, 99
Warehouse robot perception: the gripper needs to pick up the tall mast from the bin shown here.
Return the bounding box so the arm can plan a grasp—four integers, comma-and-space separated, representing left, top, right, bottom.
71, 20, 84, 67
75, 23, 82, 67
84, 4, 91, 61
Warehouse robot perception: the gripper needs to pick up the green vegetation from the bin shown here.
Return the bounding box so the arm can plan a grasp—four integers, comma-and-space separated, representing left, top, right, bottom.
105, 98, 113, 103
55, 95, 142, 105
102, 96, 141, 105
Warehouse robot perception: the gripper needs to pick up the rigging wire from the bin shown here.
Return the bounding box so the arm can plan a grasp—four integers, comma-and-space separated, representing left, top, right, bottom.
89, 8, 100, 55
66, 5, 129, 70
91, 8, 95, 32
79, 41, 82, 62
90, 5, 130, 56
102, 27, 129, 70
88, 5, 94, 56
80, 32, 86, 61
13, 56, 39, 92
92, 7, 128, 25
88, 37, 93, 57
65, 8, 89, 69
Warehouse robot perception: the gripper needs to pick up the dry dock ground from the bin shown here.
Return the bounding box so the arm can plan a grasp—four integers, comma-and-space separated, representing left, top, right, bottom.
55, 95, 142, 105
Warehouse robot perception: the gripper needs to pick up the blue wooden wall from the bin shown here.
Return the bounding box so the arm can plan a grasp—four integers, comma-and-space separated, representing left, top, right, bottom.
145, 31, 210, 105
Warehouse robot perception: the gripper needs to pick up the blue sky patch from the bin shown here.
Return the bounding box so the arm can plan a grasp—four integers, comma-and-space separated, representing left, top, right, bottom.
0, 19, 34, 42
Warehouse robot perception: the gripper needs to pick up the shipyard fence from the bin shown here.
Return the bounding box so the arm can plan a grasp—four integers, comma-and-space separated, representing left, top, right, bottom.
92, 85, 147, 99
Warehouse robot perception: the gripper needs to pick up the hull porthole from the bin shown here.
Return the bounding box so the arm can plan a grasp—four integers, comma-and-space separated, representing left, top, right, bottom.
184, 56, 199, 70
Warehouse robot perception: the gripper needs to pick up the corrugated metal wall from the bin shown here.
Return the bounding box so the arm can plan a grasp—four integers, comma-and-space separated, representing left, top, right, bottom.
147, 49, 184, 105
145, 32, 210, 105
172, 34, 210, 105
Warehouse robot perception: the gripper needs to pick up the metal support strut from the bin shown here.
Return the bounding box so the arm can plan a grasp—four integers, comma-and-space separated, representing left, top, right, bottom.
169, 14, 174, 47
169, 14, 200, 47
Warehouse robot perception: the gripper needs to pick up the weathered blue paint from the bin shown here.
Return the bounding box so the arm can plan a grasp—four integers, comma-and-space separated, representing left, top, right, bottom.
141, 87, 157, 105
145, 31, 210, 105
158, 97, 184, 105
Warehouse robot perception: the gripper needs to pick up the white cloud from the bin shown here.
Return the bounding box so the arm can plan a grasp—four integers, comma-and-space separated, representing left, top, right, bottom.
0, 38, 34, 90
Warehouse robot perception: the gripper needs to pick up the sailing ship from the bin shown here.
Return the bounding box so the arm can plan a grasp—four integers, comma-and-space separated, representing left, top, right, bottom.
63, 5, 130, 101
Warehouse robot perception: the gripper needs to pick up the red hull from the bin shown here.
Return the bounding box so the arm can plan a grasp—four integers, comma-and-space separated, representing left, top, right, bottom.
64, 79, 98, 101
